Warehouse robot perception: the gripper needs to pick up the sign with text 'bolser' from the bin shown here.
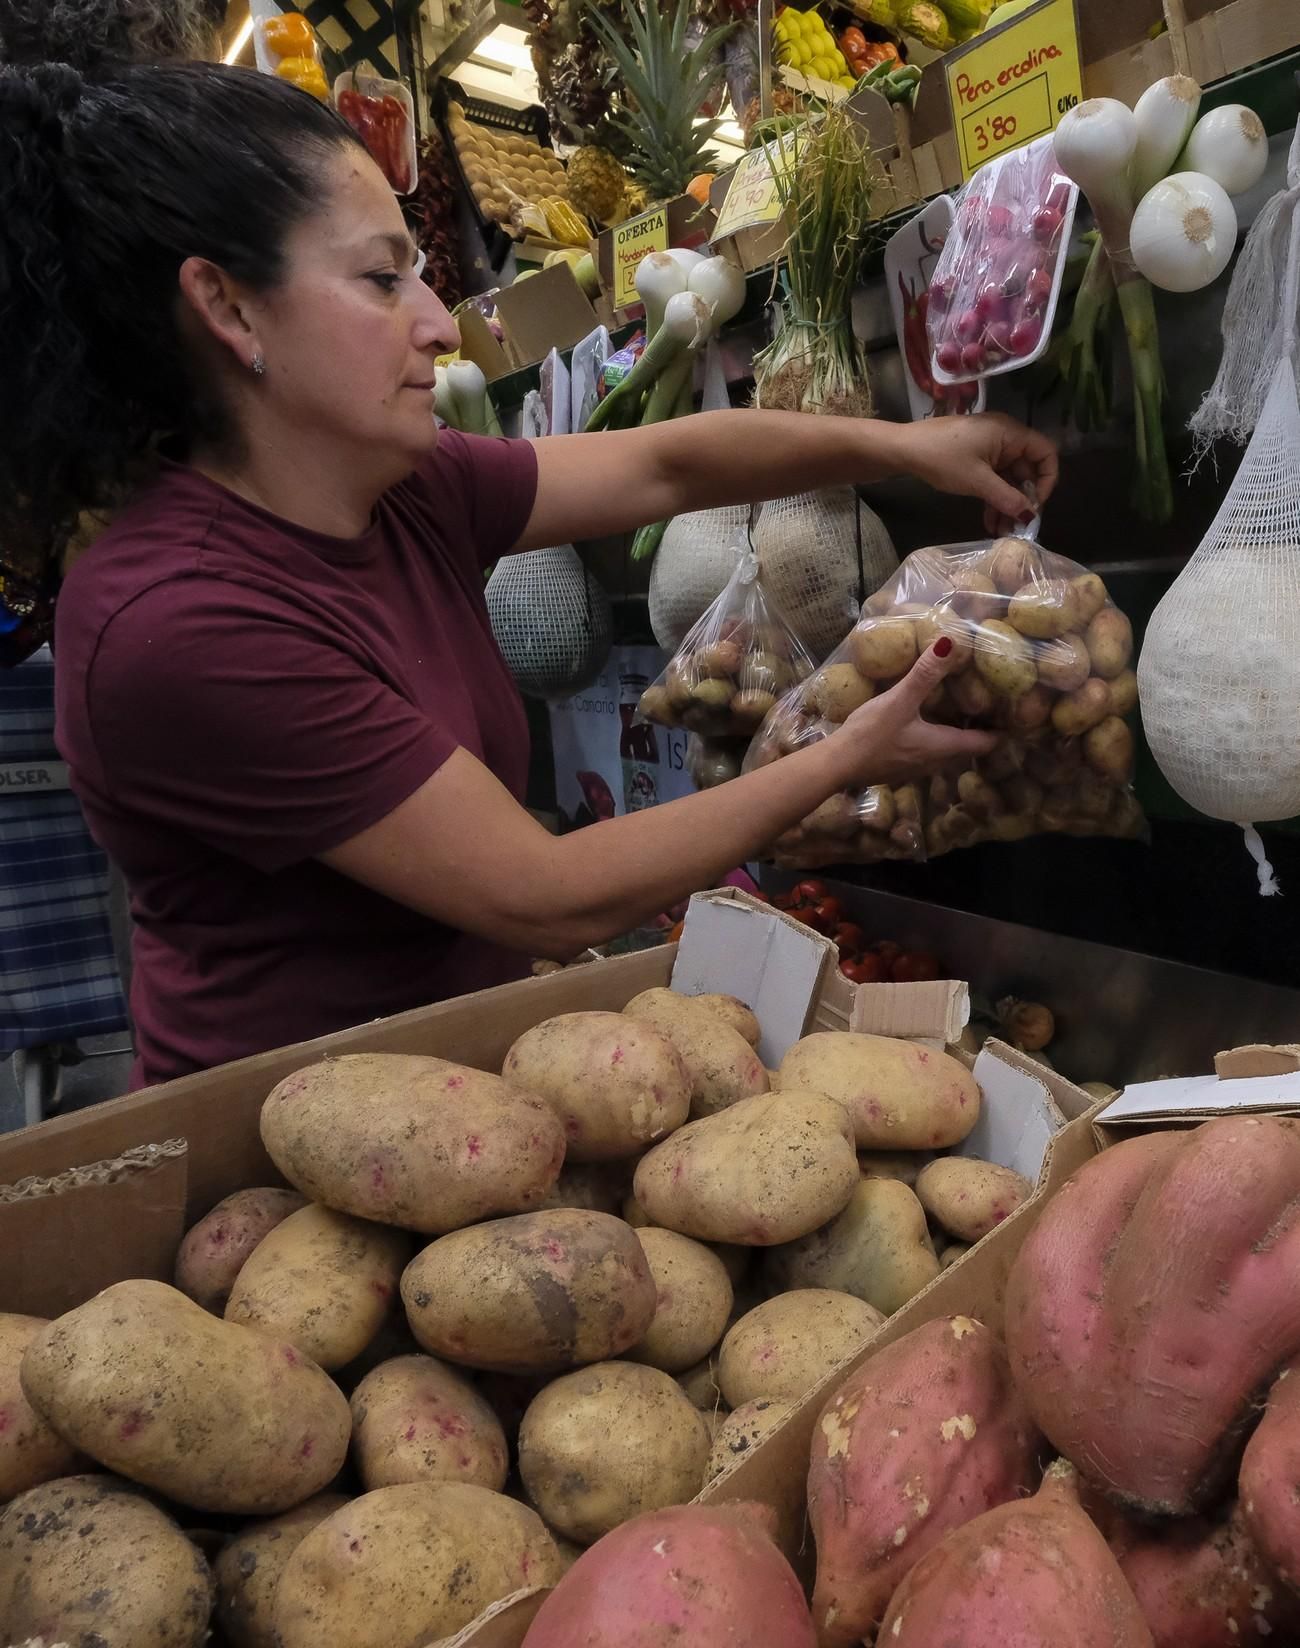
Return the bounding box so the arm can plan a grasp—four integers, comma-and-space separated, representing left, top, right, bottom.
611, 207, 668, 310
944, 0, 1083, 182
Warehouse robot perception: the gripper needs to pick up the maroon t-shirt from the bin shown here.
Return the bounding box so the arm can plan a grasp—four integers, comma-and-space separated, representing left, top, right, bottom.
54, 430, 539, 1089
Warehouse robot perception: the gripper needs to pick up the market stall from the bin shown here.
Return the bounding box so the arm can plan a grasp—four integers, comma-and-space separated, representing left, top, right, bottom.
5, 1, 1300, 1644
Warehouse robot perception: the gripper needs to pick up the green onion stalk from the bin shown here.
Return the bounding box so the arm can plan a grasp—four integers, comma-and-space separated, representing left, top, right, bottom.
752, 106, 881, 419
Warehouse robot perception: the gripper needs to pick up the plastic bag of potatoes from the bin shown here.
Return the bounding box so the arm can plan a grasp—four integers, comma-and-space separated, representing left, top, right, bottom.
745, 524, 1146, 867
638, 548, 814, 740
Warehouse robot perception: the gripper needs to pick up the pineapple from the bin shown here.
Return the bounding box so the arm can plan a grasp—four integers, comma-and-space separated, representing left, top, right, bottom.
567, 145, 632, 224
581, 0, 738, 206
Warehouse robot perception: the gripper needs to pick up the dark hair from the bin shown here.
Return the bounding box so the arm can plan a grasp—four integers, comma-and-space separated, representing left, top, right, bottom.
0, 59, 362, 580
0, 0, 228, 68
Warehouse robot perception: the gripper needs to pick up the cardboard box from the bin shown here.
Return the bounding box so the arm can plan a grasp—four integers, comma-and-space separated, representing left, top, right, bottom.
493, 263, 600, 372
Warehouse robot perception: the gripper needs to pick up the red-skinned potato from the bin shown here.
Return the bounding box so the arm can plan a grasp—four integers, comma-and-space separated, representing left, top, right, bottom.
1240, 1355, 1300, 1593
173, 1187, 306, 1314
809, 1314, 1042, 1647
519, 1502, 816, 1647
879, 1461, 1154, 1646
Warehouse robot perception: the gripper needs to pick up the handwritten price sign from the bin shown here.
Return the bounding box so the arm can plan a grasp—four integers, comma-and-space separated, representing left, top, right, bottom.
711, 134, 797, 244
612, 207, 668, 310
944, 0, 1083, 181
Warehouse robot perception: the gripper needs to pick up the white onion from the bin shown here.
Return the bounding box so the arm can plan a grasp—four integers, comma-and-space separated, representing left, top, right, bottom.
1053, 98, 1138, 249
636, 251, 688, 337
1181, 104, 1270, 197
1130, 171, 1238, 293
662, 288, 712, 346
665, 246, 707, 278
1131, 75, 1201, 197
687, 255, 747, 326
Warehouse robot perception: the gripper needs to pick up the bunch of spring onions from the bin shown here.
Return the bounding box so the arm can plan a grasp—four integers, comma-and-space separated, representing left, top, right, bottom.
1054, 83, 1269, 521
434, 358, 503, 436
751, 104, 881, 418
586, 247, 747, 559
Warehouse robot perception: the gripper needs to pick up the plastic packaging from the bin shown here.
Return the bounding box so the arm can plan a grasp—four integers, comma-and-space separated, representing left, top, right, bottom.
927, 135, 1078, 385
686, 734, 750, 791
335, 71, 417, 195
746, 518, 1145, 868
638, 548, 815, 739
253, 7, 328, 100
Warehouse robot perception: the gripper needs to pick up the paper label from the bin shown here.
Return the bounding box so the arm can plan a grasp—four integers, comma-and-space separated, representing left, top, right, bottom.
711, 140, 790, 243
945, 0, 1083, 182
611, 207, 668, 310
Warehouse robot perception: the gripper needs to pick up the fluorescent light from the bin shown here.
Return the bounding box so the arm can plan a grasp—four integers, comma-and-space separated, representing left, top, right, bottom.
223, 15, 254, 63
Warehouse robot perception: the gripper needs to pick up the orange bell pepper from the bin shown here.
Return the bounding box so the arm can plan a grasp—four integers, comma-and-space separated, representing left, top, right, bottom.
264, 12, 315, 58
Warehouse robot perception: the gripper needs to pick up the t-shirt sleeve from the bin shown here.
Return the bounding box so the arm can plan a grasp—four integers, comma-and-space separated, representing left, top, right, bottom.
84, 579, 455, 874
417, 428, 539, 568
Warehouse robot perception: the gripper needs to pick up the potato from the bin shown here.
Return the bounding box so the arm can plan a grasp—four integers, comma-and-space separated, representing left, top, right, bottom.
536, 1160, 628, 1215
946, 566, 1001, 621
623, 988, 769, 1118
1108, 668, 1138, 718
692, 993, 761, 1046
1070, 571, 1109, 625
1084, 715, 1135, 782
809, 662, 874, 722
215, 1493, 350, 1648
1008, 579, 1078, 640
1085, 606, 1133, 679
915, 1157, 1033, 1244
0, 1474, 214, 1648
858, 1150, 921, 1186
956, 769, 1005, 819
718, 1290, 884, 1407
948, 667, 997, 718
766, 1178, 940, 1315
173, 1187, 306, 1313
20, 1280, 351, 1514
518, 1361, 710, 1544
940, 1241, 971, 1268
629, 1229, 733, 1374
848, 617, 917, 681
350, 1354, 508, 1493
502, 1011, 691, 1161
633, 1091, 858, 1247
913, 610, 974, 669
622, 1192, 652, 1228
273, 1483, 564, 1648
224, 1203, 411, 1371
1006, 681, 1053, 730
731, 688, 777, 729
400, 1209, 656, 1375
973, 618, 1036, 698
1051, 677, 1112, 736
260, 1053, 565, 1235
0, 1314, 79, 1502
1035, 633, 1091, 693
695, 639, 744, 678
705, 1398, 794, 1482
777, 1031, 980, 1151
637, 684, 674, 723
805, 792, 861, 839
678, 1352, 725, 1412
986, 536, 1043, 594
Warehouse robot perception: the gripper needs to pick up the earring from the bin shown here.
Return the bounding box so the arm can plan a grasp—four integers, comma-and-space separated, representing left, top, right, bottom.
251, 354, 266, 377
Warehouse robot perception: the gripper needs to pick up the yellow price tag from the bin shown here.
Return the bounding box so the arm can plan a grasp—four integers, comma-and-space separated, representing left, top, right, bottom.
944, 0, 1083, 182
612, 208, 668, 311
712, 148, 782, 244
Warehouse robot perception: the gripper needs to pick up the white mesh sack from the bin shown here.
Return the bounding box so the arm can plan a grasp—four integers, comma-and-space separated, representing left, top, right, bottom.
486, 544, 613, 700
752, 489, 898, 660
648, 504, 752, 652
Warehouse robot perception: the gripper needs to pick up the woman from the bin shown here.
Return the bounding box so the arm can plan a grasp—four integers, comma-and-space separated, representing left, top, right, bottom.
0, 58, 1057, 1089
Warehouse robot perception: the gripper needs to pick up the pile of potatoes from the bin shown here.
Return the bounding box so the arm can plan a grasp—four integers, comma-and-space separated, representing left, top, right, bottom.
0, 1005, 1032, 1648
445, 99, 569, 228
746, 537, 1145, 868
639, 606, 815, 740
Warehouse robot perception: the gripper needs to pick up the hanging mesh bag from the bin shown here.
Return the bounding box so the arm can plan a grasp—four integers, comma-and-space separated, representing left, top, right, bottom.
648, 503, 753, 653
751, 488, 898, 660
638, 544, 815, 740
1142, 124, 1300, 896
486, 544, 613, 700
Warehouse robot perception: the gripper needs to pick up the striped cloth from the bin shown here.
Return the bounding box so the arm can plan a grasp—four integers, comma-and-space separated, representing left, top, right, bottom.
0, 647, 129, 1055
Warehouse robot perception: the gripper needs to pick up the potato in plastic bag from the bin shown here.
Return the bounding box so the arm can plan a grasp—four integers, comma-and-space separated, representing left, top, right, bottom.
639, 547, 815, 739
685, 734, 749, 791
745, 523, 1145, 867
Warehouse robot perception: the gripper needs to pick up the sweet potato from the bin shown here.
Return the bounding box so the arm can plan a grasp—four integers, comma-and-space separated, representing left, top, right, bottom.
914, 1156, 1033, 1243
633, 1091, 857, 1246
1006, 1119, 1300, 1515
766, 1178, 940, 1316
0, 1314, 78, 1502
518, 1361, 710, 1544
401, 1209, 656, 1375
624, 988, 769, 1117
173, 1187, 306, 1313
214, 1493, 350, 1648
1240, 1354, 1300, 1592
719, 1290, 884, 1407
878, 1460, 1154, 1646
350, 1354, 508, 1492
502, 1012, 691, 1160
520, 1501, 817, 1647
809, 1314, 1041, 1646
777, 1032, 980, 1149
260, 1053, 565, 1234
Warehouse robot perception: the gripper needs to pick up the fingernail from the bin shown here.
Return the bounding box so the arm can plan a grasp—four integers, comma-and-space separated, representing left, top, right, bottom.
1019, 509, 1036, 527
933, 636, 953, 658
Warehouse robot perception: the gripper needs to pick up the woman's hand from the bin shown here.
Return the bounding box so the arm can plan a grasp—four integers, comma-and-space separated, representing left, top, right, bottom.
889, 413, 1059, 532
830, 639, 999, 790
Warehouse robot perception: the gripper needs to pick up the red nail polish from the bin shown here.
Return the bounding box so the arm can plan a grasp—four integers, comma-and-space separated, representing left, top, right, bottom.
933, 636, 953, 658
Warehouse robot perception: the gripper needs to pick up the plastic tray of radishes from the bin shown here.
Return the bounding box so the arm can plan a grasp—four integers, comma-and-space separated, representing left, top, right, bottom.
927, 135, 1078, 386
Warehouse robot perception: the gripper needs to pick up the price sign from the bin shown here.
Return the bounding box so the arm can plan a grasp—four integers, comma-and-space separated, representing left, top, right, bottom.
944, 0, 1083, 182
612, 207, 668, 310
711, 136, 796, 244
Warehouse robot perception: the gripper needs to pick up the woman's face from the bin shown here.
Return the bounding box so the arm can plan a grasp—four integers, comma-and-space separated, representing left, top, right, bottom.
244, 146, 460, 472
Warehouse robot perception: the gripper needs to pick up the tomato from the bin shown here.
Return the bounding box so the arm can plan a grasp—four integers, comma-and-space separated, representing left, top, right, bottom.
872, 939, 902, 964
833, 922, 865, 954
792, 879, 828, 905
891, 951, 941, 983
811, 895, 842, 928
840, 953, 887, 984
